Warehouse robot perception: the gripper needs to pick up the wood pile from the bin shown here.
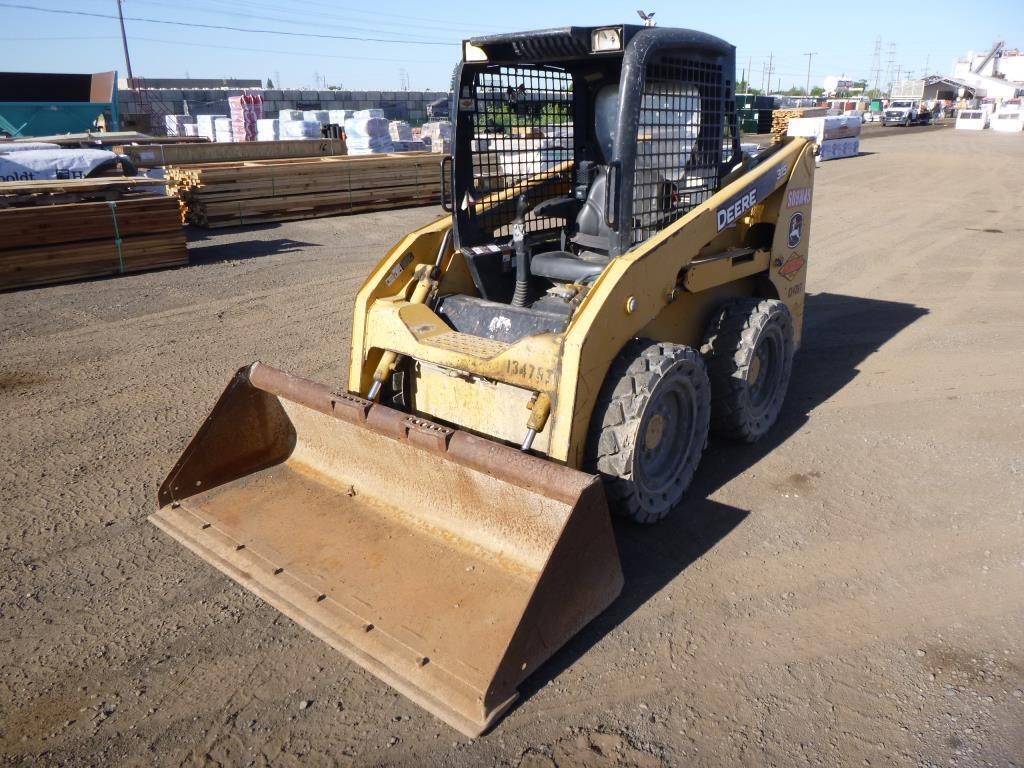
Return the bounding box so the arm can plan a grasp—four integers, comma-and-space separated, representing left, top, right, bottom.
168, 152, 441, 228
771, 107, 830, 142
0, 181, 187, 290
115, 138, 346, 169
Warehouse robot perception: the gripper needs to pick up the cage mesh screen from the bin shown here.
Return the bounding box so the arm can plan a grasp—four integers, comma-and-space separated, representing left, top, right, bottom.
632, 58, 723, 244
470, 65, 575, 239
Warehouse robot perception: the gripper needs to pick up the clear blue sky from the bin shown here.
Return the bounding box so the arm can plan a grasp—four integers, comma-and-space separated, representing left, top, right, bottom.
3, 0, 1021, 91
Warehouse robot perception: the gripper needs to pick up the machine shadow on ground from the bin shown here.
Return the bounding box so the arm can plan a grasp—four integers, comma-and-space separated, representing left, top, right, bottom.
513, 291, 928, 715
185, 237, 318, 265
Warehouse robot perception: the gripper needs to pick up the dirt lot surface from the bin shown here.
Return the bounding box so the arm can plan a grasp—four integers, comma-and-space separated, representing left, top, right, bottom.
3, 127, 1023, 767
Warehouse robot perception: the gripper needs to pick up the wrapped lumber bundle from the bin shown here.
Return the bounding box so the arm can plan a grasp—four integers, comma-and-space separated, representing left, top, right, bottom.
164, 114, 196, 137
256, 119, 280, 141
196, 115, 223, 141
345, 112, 393, 154
303, 110, 330, 124
329, 109, 354, 126
229, 94, 263, 142
392, 140, 428, 152
0, 184, 187, 290
421, 121, 453, 154
214, 118, 234, 143
280, 120, 321, 139
279, 109, 303, 121
389, 121, 414, 141
168, 153, 440, 228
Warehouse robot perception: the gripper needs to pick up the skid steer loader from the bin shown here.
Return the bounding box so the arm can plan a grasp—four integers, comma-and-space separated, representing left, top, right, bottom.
152, 24, 815, 736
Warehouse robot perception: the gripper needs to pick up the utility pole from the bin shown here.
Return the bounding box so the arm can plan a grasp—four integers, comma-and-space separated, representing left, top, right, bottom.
803, 51, 816, 95
115, 0, 134, 85
767, 52, 774, 94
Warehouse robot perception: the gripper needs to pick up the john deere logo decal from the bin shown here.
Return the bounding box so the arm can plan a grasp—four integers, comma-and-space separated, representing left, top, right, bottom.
787, 212, 803, 248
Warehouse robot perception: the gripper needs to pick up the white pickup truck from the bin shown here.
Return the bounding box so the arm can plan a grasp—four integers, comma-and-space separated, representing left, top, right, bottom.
881, 99, 933, 127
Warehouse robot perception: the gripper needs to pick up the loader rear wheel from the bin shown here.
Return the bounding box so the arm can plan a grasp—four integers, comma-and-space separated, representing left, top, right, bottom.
587, 340, 711, 524
702, 298, 794, 443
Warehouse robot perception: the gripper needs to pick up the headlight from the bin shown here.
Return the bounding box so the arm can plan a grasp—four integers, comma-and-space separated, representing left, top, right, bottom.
463, 41, 488, 62
591, 27, 622, 53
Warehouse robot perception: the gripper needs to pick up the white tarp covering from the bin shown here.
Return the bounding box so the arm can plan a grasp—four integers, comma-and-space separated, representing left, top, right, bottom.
0, 148, 124, 182
787, 115, 862, 143
0, 142, 62, 153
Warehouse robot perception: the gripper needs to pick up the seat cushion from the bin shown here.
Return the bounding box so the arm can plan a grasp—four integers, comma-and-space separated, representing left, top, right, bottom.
531, 251, 607, 283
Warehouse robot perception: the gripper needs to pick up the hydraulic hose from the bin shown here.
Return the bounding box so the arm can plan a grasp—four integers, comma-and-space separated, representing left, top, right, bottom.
511, 194, 530, 308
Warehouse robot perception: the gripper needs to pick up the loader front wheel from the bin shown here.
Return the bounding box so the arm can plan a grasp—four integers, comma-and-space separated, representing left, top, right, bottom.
587, 340, 711, 524
702, 298, 794, 443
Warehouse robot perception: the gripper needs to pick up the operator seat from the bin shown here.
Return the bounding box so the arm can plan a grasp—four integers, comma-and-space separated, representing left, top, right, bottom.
530, 84, 619, 284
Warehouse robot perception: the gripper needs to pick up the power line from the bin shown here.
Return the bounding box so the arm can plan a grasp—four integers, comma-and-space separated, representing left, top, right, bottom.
132, 0, 503, 37
0, 2, 458, 45
131, 35, 450, 65
127, 0, 458, 43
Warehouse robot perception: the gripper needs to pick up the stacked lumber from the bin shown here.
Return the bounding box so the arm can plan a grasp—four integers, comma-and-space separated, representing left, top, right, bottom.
0, 186, 187, 290
771, 107, 829, 141
168, 152, 441, 228
0, 177, 162, 207
116, 138, 346, 168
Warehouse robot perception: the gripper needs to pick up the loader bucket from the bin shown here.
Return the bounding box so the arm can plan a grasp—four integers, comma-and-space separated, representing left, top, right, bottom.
151, 363, 623, 736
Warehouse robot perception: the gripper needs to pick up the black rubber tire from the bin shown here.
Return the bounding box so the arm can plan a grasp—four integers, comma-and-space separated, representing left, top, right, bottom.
702, 298, 795, 443
586, 339, 711, 524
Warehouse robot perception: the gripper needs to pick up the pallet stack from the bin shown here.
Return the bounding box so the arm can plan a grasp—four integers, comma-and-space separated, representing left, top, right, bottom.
771, 107, 829, 142
0, 180, 188, 290
168, 153, 441, 228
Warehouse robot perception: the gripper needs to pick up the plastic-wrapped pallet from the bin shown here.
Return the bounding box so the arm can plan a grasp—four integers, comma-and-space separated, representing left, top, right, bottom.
196, 115, 223, 141
279, 109, 303, 121
303, 110, 330, 124
214, 117, 234, 143
389, 121, 414, 141
421, 121, 453, 154
164, 114, 196, 137
256, 119, 280, 141
817, 137, 859, 161
391, 140, 427, 152
328, 109, 354, 125
280, 120, 321, 139
183, 124, 199, 137
344, 114, 393, 154
229, 94, 263, 142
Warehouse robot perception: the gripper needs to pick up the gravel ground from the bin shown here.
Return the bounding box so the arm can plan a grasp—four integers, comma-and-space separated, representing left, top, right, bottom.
2, 125, 1023, 767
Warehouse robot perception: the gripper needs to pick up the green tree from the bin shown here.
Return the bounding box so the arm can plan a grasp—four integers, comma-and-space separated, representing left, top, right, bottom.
265, 77, 274, 89
810, 86, 825, 97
